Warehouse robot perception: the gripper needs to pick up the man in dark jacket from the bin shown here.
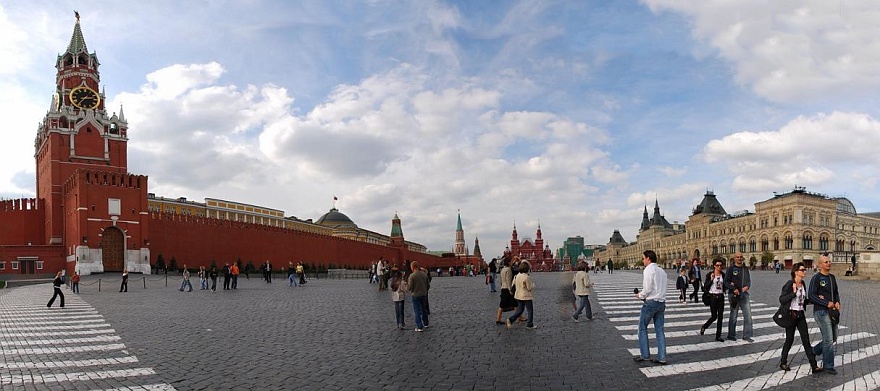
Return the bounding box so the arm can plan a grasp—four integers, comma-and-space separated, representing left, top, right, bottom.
407, 261, 430, 332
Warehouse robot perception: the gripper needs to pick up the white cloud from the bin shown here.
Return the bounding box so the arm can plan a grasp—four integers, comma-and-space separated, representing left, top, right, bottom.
703, 111, 880, 193
644, 1, 880, 103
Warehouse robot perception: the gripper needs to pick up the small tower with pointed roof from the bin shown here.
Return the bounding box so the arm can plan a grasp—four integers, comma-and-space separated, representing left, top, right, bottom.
454, 211, 466, 256
389, 212, 404, 247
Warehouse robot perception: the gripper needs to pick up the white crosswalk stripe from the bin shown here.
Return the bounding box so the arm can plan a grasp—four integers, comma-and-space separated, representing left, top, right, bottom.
589, 271, 877, 391
0, 284, 176, 390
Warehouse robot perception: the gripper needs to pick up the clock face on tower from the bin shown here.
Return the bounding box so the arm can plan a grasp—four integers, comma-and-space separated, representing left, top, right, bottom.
69, 86, 101, 109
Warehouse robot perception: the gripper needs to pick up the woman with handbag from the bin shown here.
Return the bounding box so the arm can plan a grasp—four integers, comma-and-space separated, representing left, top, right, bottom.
778, 262, 822, 373
700, 260, 726, 342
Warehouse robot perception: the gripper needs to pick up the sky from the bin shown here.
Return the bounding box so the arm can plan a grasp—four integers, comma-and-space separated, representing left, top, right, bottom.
3, 1, 880, 258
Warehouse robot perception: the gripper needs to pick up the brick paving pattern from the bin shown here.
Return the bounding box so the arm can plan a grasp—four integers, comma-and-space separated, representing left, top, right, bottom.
1, 270, 879, 390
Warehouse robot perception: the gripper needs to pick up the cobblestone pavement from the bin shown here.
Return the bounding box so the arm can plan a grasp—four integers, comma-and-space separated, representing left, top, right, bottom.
1, 270, 879, 390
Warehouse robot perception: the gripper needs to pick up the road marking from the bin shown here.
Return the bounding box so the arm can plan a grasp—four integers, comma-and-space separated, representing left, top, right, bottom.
0, 335, 122, 347
1, 368, 158, 386
641, 332, 874, 378
2, 356, 139, 370
0, 283, 174, 390
688, 343, 880, 390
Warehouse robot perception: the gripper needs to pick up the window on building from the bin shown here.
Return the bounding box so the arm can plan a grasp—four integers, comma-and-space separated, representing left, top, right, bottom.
749, 240, 756, 252
773, 238, 779, 250
739, 241, 746, 252
729, 243, 735, 253
0, 262, 4, 270
712, 245, 718, 255
108, 198, 121, 216
819, 235, 828, 251
36, 261, 44, 270
12, 261, 19, 270
761, 239, 769, 252
785, 235, 793, 250
803, 235, 812, 250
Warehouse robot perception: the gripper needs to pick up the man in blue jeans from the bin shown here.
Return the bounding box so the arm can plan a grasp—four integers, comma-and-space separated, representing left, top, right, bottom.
407, 261, 430, 332
633, 250, 667, 365
809, 253, 841, 374
725, 252, 753, 342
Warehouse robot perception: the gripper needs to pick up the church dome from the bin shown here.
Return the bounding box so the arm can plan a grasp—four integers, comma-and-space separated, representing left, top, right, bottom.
316, 208, 357, 228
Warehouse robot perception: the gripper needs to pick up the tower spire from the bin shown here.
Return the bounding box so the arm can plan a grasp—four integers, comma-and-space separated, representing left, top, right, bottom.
453, 210, 466, 256
67, 11, 89, 55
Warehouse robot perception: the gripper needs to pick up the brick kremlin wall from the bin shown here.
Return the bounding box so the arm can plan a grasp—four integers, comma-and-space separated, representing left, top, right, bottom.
148, 212, 441, 270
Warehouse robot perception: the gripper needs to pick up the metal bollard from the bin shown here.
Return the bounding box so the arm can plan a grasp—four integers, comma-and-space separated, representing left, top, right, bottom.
98, 279, 101, 292
143, 277, 146, 289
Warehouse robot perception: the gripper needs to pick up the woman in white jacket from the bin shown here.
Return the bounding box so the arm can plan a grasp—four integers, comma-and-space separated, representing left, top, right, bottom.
506, 261, 536, 330
572, 262, 595, 321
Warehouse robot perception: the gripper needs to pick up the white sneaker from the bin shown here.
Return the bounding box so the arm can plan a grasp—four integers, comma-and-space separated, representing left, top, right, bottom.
572, 316, 579, 323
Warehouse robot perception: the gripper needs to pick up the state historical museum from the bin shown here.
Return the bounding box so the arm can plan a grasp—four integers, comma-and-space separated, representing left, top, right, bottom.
0, 16, 440, 277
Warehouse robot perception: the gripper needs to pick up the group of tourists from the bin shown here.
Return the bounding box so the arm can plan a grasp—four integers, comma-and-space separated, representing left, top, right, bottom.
637, 250, 842, 375
387, 260, 431, 331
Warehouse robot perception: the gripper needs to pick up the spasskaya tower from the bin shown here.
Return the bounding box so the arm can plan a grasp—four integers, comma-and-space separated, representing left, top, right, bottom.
34, 12, 150, 274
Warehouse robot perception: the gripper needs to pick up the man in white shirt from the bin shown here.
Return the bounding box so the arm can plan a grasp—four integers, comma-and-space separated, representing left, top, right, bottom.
634, 250, 668, 365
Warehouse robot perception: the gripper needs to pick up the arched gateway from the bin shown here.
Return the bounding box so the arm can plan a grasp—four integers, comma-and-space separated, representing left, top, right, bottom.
101, 226, 125, 272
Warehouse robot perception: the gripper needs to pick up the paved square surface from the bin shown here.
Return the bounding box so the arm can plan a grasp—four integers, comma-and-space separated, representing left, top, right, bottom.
2, 269, 879, 390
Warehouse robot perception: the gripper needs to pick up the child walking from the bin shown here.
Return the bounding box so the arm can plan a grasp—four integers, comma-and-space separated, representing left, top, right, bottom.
390, 268, 407, 330
676, 268, 689, 304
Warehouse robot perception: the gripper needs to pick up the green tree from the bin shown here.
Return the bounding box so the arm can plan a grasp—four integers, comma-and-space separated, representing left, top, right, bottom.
761, 251, 775, 265
155, 254, 166, 273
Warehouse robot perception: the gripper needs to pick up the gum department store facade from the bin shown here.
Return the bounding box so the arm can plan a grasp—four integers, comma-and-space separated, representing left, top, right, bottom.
594, 188, 880, 270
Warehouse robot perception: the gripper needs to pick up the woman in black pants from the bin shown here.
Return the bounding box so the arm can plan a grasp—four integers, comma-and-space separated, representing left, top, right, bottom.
47, 271, 65, 308
700, 260, 726, 341
778, 262, 822, 373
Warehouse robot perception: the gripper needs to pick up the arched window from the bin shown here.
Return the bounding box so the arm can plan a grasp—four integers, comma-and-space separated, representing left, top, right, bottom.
802, 234, 812, 250
819, 235, 828, 251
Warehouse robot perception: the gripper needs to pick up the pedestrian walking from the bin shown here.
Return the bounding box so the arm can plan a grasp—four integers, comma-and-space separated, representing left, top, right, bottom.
571, 262, 594, 322
391, 268, 407, 330
71, 271, 80, 294
407, 261, 430, 332
487, 257, 498, 292
198, 266, 207, 290
495, 256, 517, 324
297, 262, 306, 285
506, 260, 536, 330
676, 268, 688, 304
633, 250, 667, 365
725, 252, 753, 342
287, 262, 298, 287
223, 263, 231, 290
47, 271, 65, 308
700, 260, 726, 342
688, 259, 701, 303
209, 266, 219, 292
119, 269, 128, 292
230, 262, 240, 289
179, 265, 193, 292
779, 262, 822, 373
809, 253, 841, 374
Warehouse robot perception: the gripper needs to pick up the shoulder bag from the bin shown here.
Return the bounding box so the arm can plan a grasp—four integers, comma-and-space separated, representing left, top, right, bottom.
828, 275, 840, 325
772, 305, 793, 328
